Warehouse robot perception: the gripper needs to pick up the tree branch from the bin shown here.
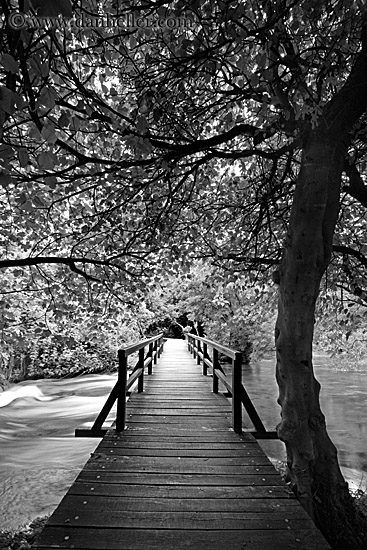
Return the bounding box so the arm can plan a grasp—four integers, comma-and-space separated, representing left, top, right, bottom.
332, 244, 367, 268
324, 22, 367, 136
0, 255, 126, 281
343, 160, 367, 208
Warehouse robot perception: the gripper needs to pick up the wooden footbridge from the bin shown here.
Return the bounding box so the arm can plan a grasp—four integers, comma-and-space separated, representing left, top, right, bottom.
33, 335, 331, 550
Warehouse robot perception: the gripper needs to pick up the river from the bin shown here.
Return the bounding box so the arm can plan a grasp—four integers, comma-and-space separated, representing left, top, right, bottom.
0, 355, 366, 531
0, 374, 117, 531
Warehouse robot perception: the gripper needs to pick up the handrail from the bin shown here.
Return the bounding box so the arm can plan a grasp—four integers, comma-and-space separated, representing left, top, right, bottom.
75, 333, 164, 437
187, 333, 239, 360
186, 333, 277, 439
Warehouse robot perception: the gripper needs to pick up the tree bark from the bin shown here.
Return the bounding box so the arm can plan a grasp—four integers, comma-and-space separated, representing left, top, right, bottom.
275, 132, 353, 537
274, 23, 367, 548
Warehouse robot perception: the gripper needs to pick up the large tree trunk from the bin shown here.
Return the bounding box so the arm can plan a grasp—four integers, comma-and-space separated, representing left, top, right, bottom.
274, 24, 367, 548
275, 132, 363, 547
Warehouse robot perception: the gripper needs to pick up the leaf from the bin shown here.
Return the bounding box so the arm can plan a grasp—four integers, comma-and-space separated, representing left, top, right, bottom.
0, 87, 16, 114
37, 151, 55, 170
29, 125, 42, 140
45, 176, 58, 188
0, 173, 14, 187
0, 144, 15, 160
30, 56, 48, 79
136, 115, 148, 133
20, 200, 33, 212
17, 192, 27, 204
41, 124, 58, 144
71, 115, 82, 131
33, 195, 46, 207
0, 54, 19, 74
18, 148, 29, 167
58, 113, 70, 127
38, 87, 58, 109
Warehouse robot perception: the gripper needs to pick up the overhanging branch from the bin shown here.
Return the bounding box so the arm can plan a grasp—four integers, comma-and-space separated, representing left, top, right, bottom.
332, 245, 367, 268
0, 255, 127, 282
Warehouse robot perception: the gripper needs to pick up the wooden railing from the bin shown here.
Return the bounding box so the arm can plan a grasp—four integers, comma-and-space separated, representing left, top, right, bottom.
75, 333, 164, 437
186, 333, 277, 439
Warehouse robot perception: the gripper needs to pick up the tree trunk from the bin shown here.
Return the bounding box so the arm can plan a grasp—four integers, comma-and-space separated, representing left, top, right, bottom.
275, 130, 363, 547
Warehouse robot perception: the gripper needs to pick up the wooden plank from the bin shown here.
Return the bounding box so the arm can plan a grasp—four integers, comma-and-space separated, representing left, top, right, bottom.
103, 431, 258, 442
47, 509, 316, 530
127, 402, 231, 408
76, 471, 286, 485
128, 395, 228, 402
141, 383, 210, 388
98, 441, 264, 458
132, 389, 218, 394
125, 417, 232, 424
84, 461, 276, 474
127, 404, 231, 416
33, 527, 331, 550
104, 435, 258, 443
53, 495, 304, 514
126, 412, 230, 418
95, 448, 267, 458
69, 482, 294, 499
100, 441, 259, 449
120, 425, 242, 433
88, 454, 272, 466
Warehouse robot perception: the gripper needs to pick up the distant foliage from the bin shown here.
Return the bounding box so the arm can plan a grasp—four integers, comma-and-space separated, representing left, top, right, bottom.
146, 262, 277, 362
314, 288, 367, 367
0, 272, 156, 382
0, 261, 278, 383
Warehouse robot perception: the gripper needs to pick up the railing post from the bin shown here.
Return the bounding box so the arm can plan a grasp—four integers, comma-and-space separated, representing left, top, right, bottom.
232, 352, 243, 433
203, 343, 208, 376
153, 339, 158, 364
197, 340, 201, 365
148, 342, 154, 374
138, 347, 145, 393
116, 350, 128, 432
193, 337, 197, 360
212, 348, 219, 393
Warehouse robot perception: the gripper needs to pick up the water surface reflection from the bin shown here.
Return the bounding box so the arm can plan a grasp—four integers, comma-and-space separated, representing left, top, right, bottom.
235, 354, 367, 490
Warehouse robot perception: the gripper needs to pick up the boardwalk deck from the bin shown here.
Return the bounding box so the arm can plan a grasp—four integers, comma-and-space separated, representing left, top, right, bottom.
33, 339, 331, 550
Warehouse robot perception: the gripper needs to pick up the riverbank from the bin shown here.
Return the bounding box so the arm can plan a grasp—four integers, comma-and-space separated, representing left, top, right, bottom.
0, 517, 48, 550
271, 460, 367, 549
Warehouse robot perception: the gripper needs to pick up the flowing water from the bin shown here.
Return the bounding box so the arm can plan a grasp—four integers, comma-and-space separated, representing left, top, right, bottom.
0, 375, 117, 531
0, 354, 366, 531
239, 354, 367, 494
